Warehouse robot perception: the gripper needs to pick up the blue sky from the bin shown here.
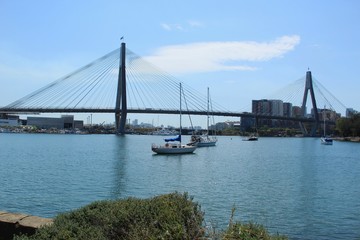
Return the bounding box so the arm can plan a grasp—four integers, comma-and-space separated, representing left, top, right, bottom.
0, 0, 359, 127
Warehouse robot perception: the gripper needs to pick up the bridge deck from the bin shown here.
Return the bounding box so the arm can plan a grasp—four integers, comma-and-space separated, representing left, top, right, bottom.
0, 107, 324, 123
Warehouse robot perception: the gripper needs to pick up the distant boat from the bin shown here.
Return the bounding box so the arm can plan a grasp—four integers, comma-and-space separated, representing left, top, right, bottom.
243, 118, 259, 141
151, 83, 197, 154
191, 135, 217, 147
321, 106, 333, 145
151, 128, 178, 136
243, 135, 258, 141
190, 87, 217, 147
321, 136, 333, 145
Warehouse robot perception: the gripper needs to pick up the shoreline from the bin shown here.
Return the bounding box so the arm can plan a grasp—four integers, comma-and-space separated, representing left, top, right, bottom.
334, 136, 360, 142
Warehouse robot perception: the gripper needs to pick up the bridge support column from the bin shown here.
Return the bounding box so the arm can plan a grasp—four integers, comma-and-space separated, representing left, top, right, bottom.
299, 71, 319, 136
115, 42, 127, 134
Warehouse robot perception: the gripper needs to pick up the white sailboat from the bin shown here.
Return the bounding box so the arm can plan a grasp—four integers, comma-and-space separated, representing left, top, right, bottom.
151, 83, 197, 154
190, 87, 217, 147
321, 106, 333, 145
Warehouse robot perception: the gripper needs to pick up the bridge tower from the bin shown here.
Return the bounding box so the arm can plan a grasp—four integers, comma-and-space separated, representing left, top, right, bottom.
115, 42, 127, 134
299, 70, 319, 136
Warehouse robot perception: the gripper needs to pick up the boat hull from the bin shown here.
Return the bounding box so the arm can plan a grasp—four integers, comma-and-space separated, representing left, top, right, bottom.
197, 141, 217, 147
242, 136, 258, 141
243, 138, 258, 141
321, 137, 333, 145
152, 144, 197, 154
190, 135, 217, 147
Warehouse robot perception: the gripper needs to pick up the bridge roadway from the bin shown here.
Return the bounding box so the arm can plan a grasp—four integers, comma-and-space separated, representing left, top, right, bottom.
0, 107, 331, 124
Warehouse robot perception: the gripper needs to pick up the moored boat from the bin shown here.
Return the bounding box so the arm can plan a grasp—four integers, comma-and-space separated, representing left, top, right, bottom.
243, 135, 258, 141
190, 135, 217, 147
321, 106, 333, 145
321, 136, 333, 145
151, 141, 197, 154
190, 87, 217, 147
151, 83, 197, 154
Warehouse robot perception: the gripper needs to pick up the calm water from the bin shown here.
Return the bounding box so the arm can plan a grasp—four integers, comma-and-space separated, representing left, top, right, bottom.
0, 134, 359, 239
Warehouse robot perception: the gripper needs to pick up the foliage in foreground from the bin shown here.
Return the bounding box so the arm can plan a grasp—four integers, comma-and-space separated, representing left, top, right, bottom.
213, 207, 287, 240
221, 222, 287, 240
15, 192, 288, 240
16, 192, 204, 240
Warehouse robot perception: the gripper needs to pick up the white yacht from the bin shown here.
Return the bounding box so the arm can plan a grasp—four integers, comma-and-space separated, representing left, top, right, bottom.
152, 83, 197, 154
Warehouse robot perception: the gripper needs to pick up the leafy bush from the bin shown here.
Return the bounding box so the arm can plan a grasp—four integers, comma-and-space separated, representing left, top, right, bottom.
221, 222, 287, 240
16, 192, 204, 240
15, 193, 288, 240
219, 207, 288, 240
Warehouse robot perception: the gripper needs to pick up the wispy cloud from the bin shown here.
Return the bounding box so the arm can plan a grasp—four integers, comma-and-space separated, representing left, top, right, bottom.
187, 20, 203, 28
160, 23, 172, 31
161, 23, 184, 31
160, 20, 204, 31
144, 35, 301, 74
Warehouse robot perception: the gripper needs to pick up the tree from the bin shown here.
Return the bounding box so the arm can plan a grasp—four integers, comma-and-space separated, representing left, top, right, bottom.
336, 113, 360, 137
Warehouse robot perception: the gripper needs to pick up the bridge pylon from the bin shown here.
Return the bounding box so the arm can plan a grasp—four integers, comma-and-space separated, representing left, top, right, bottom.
299, 70, 319, 136
115, 42, 127, 134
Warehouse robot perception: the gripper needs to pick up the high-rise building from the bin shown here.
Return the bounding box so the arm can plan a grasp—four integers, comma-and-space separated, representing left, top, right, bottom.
270, 100, 284, 116
283, 102, 292, 118
252, 99, 271, 115
292, 106, 302, 117
132, 119, 139, 126
346, 108, 356, 118
252, 99, 272, 127
252, 99, 285, 116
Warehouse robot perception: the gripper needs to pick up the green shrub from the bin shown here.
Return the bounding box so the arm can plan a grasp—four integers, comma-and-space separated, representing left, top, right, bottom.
14, 193, 288, 240
219, 207, 288, 240
16, 192, 204, 240
221, 222, 287, 240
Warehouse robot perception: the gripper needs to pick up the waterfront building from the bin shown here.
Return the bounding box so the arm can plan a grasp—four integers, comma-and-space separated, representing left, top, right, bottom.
270, 100, 284, 116
27, 115, 83, 129
252, 99, 271, 115
252, 99, 286, 117
319, 108, 340, 122
27, 117, 64, 129
292, 106, 302, 117
132, 119, 139, 126
0, 119, 19, 127
240, 116, 255, 132
74, 120, 84, 129
252, 99, 279, 127
346, 108, 357, 118
283, 102, 292, 118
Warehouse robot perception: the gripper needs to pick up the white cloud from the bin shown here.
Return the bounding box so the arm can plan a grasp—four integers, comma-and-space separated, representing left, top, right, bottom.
144, 35, 300, 74
187, 20, 203, 28
174, 24, 184, 31
161, 23, 184, 31
161, 23, 172, 31
160, 20, 203, 31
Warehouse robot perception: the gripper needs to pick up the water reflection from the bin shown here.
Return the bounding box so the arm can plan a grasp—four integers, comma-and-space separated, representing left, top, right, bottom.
111, 135, 129, 199
297, 138, 319, 237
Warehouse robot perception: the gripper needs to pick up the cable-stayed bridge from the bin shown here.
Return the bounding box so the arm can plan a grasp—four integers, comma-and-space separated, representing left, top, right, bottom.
0, 42, 347, 136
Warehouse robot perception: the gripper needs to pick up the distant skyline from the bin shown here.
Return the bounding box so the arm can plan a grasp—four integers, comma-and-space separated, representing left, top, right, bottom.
1, 1, 359, 127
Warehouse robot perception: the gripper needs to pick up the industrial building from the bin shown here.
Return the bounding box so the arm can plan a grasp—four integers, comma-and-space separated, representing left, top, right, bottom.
0, 115, 20, 127
27, 115, 83, 129
0, 119, 19, 127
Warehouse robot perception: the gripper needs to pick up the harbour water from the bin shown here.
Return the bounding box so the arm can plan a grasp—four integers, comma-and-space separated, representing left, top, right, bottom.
0, 134, 359, 239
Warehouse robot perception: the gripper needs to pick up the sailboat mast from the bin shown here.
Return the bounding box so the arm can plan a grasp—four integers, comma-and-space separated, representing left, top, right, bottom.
207, 87, 210, 135
179, 83, 182, 144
